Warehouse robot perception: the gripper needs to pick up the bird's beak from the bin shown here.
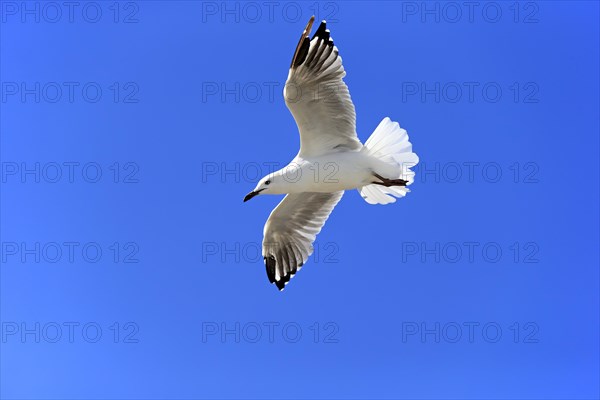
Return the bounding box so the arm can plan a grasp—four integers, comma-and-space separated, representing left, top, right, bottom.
243, 189, 264, 202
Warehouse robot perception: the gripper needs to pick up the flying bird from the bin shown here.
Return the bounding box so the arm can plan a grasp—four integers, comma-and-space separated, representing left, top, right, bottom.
244, 16, 419, 290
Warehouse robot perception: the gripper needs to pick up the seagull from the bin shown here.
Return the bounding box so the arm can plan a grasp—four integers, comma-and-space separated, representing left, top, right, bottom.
244, 16, 419, 290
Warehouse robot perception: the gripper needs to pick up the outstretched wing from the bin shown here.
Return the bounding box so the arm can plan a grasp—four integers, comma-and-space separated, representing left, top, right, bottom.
284, 16, 362, 158
262, 191, 343, 290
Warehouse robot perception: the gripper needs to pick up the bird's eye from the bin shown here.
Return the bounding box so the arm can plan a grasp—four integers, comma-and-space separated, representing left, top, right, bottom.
265, 180, 271, 185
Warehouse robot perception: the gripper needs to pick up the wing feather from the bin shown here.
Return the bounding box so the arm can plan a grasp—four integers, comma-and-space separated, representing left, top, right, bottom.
284, 18, 362, 158
262, 191, 343, 290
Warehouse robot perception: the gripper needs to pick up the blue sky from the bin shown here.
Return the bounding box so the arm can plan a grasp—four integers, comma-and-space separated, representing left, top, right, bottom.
1, 1, 599, 399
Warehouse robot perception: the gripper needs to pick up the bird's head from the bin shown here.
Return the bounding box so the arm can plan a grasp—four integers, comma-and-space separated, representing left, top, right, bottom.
244, 173, 285, 202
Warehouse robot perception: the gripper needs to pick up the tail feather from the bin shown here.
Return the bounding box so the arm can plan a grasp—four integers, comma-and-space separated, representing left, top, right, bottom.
359, 117, 419, 205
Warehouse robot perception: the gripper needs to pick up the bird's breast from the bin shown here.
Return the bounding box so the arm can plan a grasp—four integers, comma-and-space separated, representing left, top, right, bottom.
285, 152, 373, 192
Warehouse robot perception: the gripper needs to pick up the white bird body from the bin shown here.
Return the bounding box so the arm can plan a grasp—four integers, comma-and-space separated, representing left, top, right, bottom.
269, 150, 402, 194
244, 16, 419, 290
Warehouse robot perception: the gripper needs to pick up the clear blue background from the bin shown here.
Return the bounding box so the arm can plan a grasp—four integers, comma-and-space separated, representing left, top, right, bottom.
1, 1, 598, 399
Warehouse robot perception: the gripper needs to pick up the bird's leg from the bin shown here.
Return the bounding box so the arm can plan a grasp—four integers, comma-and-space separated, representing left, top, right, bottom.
371, 172, 408, 187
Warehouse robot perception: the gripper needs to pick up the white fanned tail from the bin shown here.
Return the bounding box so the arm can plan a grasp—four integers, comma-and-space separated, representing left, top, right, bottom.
359, 117, 419, 205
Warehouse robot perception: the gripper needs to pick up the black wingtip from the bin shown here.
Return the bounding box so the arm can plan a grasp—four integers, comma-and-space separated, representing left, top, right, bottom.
313, 21, 329, 42
293, 37, 310, 68
264, 256, 276, 283
265, 255, 290, 291
290, 16, 315, 69
276, 271, 292, 291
